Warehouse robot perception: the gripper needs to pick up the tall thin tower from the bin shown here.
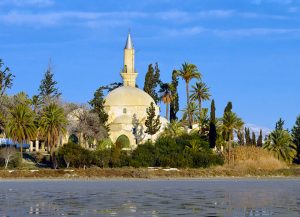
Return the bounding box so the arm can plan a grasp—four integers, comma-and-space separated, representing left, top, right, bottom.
121, 33, 138, 87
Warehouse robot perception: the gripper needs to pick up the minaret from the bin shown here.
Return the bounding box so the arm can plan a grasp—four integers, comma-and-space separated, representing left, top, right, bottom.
121, 33, 138, 87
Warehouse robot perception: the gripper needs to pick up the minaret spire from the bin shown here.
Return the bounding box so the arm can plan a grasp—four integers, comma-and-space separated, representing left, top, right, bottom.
121, 32, 138, 87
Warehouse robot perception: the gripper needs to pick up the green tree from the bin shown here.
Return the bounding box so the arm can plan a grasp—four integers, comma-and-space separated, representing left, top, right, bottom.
291, 115, 300, 161
245, 127, 251, 145
182, 101, 199, 125
222, 111, 243, 164
145, 102, 161, 140
275, 118, 285, 131
38, 63, 61, 104
161, 120, 184, 138
39, 103, 67, 168
5, 104, 36, 159
190, 81, 211, 128
264, 125, 296, 163
252, 132, 257, 146
209, 100, 217, 149
89, 87, 109, 130
257, 129, 263, 147
170, 70, 179, 121
0, 59, 14, 103
176, 62, 201, 129
159, 82, 173, 121
143, 63, 161, 103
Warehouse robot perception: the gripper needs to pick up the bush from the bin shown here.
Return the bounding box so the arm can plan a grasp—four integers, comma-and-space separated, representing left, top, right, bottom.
130, 143, 156, 167
57, 143, 93, 168
97, 138, 113, 150
92, 149, 111, 168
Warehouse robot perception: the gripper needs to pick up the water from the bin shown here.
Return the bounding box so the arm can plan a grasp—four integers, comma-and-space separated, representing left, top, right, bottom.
0, 179, 299, 216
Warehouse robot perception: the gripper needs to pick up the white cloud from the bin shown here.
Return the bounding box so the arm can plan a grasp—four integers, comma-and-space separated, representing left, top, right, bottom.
0, 0, 54, 7
0, 11, 146, 27
251, 0, 294, 4
164, 27, 206, 37
213, 28, 300, 37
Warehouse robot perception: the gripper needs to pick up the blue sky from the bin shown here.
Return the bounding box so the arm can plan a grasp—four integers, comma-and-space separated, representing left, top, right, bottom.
0, 0, 299, 130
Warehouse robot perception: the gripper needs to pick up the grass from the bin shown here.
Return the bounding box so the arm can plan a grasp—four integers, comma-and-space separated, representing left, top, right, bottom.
0, 166, 300, 179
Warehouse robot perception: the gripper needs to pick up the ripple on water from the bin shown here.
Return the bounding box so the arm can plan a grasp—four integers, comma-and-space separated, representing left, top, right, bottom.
0, 179, 300, 216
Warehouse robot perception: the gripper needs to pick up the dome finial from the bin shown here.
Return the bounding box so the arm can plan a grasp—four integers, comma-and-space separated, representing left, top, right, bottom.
125, 32, 133, 49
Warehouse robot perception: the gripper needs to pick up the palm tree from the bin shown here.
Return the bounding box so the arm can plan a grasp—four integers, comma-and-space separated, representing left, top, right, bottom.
222, 111, 243, 164
5, 104, 37, 159
39, 103, 67, 168
190, 82, 210, 128
162, 120, 184, 138
159, 83, 173, 121
176, 62, 201, 129
264, 130, 296, 163
182, 101, 199, 126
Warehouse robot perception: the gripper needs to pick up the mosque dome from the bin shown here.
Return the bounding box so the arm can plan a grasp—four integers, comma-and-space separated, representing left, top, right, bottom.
105, 86, 155, 107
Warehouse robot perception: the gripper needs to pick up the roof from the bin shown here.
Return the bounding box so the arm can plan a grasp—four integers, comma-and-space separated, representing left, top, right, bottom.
104, 86, 155, 107
124, 33, 133, 49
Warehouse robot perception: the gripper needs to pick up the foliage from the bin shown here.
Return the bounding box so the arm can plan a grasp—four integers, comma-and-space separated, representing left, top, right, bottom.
116, 135, 130, 149
0, 147, 18, 169
291, 115, 300, 161
143, 63, 161, 103
257, 129, 263, 147
39, 103, 67, 168
251, 132, 257, 146
190, 81, 210, 130
176, 62, 201, 129
130, 143, 156, 167
209, 99, 217, 148
5, 104, 37, 159
0, 59, 14, 102
170, 70, 179, 121
264, 127, 296, 163
57, 142, 92, 168
161, 121, 185, 138
72, 108, 108, 146
245, 127, 251, 145
89, 87, 109, 130
38, 63, 61, 105
144, 102, 161, 138
97, 138, 113, 150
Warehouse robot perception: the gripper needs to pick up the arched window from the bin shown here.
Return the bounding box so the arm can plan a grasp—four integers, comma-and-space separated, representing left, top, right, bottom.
123, 108, 127, 114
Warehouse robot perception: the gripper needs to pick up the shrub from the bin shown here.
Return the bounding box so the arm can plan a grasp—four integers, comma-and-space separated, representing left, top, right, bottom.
92, 149, 111, 168
97, 138, 113, 150
130, 143, 156, 167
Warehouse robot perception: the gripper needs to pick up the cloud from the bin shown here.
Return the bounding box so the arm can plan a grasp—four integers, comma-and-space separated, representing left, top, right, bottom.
164, 27, 206, 37
251, 0, 294, 4
0, 0, 54, 7
213, 28, 300, 37
0, 11, 146, 27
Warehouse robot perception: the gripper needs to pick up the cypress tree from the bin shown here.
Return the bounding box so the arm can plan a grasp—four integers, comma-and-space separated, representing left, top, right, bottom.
257, 129, 263, 147
209, 99, 217, 148
245, 127, 251, 145
170, 70, 179, 121
89, 87, 109, 130
292, 115, 300, 161
252, 131, 256, 146
224, 101, 232, 113
38, 63, 61, 104
145, 102, 161, 140
143, 63, 160, 103
237, 131, 245, 145
275, 118, 285, 131
222, 101, 233, 141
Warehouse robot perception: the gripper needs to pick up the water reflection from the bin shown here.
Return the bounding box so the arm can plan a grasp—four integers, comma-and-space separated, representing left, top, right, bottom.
0, 179, 299, 216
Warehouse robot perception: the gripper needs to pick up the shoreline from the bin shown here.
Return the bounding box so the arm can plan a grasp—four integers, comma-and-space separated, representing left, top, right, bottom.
1, 167, 300, 180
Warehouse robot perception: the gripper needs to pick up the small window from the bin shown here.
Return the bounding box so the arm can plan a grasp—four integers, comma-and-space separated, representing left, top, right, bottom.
123, 108, 127, 114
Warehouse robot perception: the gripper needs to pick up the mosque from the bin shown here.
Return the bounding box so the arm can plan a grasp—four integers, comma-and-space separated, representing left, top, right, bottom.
104, 33, 168, 149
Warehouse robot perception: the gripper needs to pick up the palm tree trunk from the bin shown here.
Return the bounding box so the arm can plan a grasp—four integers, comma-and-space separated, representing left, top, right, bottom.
166, 103, 169, 121
228, 139, 231, 165
186, 82, 192, 129
198, 97, 202, 132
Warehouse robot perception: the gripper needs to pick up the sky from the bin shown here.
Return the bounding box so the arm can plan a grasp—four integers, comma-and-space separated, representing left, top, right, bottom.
0, 0, 299, 130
